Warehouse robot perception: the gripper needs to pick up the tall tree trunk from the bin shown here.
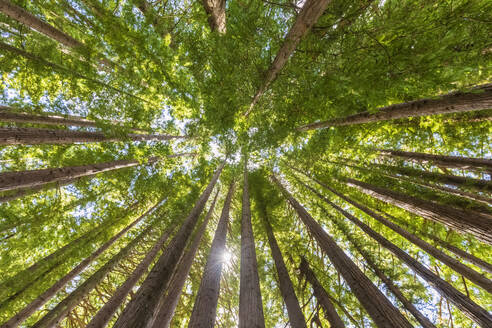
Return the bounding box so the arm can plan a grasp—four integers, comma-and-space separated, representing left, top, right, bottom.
113, 161, 225, 328
0, 178, 76, 204
32, 224, 155, 328
305, 182, 492, 327
345, 178, 492, 245
305, 175, 492, 293
239, 159, 266, 328
272, 175, 413, 328
261, 206, 307, 328
0, 105, 147, 133
0, 127, 185, 146
298, 257, 345, 328
151, 190, 220, 328
245, 0, 331, 116
188, 181, 235, 328
0, 202, 163, 328
201, 0, 226, 33
297, 84, 492, 131
376, 148, 492, 173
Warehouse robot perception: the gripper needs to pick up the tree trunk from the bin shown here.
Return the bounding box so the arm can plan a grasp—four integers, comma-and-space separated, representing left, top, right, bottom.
298, 257, 345, 328
0, 178, 76, 204
245, 0, 331, 116
187, 181, 235, 328
307, 183, 492, 327
0, 127, 185, 145
297, 84, 492, 131
201, 0, 226, 33
272, 175, 413, 328
261, 207, 307, 328
113, 161, 225, 328
151, 190, 219, 328
0, 202, 163, 328
86, 223, 178, 328
377, 148, 492, 173
346, 178, 492, 245
32, 224, 154, 328
239, 159, 266, 328
307, 176, 492, 293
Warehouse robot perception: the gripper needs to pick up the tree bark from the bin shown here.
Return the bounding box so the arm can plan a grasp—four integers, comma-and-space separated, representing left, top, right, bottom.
201, 0, 227, 33
298, 257, 345, 328
245, 0, 331, 116
239, 159, 266, 328
306, 176, 492, 293
32, 224, 155, 328
0, 202, 164, 328
187, 181, 235, 328
306, 183, 492, 327
272, 175, 413, 328
0, 127, 185, 145
346, 178, 492, 245
112, 161, 225, 328
377, 148, 492, 174
151, 190, 219, 328
261, 207, 307, 328
297, 84, 492, 131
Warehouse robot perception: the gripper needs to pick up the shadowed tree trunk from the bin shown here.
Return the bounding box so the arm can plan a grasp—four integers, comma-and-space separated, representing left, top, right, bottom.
239, 159, 265, 328
297, 84, 492, 131
245, 0, 331, 116
151, 190, 219, 328
32, 224, 155, 328
303, 175, 492, 293
201, 0, 226, 33
0, 202, 164, 328
299, 257, 345, 328
188, 181, 235, 328
261, 206, 307, 328
304, 181, 492, 327
345, 178, 492, 245
0, 127, 186, 145
272, 174, 413, 328
112, 161, 225, 328
376, 148, 492, 173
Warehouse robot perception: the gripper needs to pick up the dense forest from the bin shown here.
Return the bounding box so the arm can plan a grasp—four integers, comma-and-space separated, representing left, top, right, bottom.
0, 0, 491, 327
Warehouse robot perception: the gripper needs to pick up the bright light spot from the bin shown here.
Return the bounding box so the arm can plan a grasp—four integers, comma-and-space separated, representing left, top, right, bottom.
221, 250, 232, 264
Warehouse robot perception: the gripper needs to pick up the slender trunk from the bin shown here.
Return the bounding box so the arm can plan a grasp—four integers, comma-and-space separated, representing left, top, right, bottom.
245, 0, 331, 116
86, 223, 178, 328
239, 159, 266, 328
297, 84, 492, 130
0, 127, 185, 146
32, 224, 154, 328
299, 257, 345, 328
187, 182, 235, 328
152, 190, 220, 328
261, 207, 307, 328
201, 0, 226, 33
113, 161, 225, 328
0, 178, 75, 204
346, 178, 492, 245
0, 106, 148, 133
272, 174, 413, 328
306, 176, 492, 293
0, 202, 162, 328
377, 149, 492, 173
306, 183, 492, 327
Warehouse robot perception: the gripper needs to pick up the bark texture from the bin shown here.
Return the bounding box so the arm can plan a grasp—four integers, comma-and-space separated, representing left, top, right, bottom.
246, 0, 331, 116
239, 160, 266, 328
297, 84, 492, 131
152, 190, 219, 328
262, 208, 307, 328
112, 162, 225, 328
272, 175, 413, 328
201, 0, 226, 33
299, 257, 345, 328
346, 178, 492, 245
188, 181, 235, 328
